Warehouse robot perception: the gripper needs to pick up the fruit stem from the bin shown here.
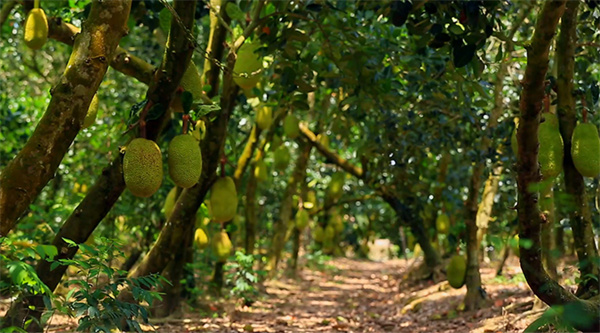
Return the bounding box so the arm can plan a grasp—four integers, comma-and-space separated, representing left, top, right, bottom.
182, 114, 190, 134
34, 0, 40, 9
220, 155, 226, 177
140, 120, 146, 139
581, 95, 588, 123
543, 93, 550, 114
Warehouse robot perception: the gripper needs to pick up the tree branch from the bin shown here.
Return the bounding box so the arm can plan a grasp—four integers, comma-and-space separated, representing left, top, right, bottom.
0, 0, 132, 237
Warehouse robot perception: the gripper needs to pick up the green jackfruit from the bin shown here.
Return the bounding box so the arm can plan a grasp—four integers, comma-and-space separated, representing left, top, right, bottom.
283, 114, 300, 139
256, 106, 273, 130
317, 133, 330, 149
273, 146, 290, 170
181, 62, 204, 101
571, 123, 600, 177
82, 95, 99, 129
446, 255, 467, 289
212, 231, 232, 262
512, 114, 563, 179
327, 172, 345, 200
329, 213, 344, 233
233, 42, 262, 89
123, 138, 163, 197
254, 159, 268, 182
295, 209, 309, 230
436, 214, 450, 235
271, 134, 283, 149
163, 187, 178, 219
168, 134, 202, 188
304, 190, 317, 211
24, 8, 48, 50
209, 176, 238, 223
324, 225, 335, 241
314, 225, 324, 242
194, 228, 209, 249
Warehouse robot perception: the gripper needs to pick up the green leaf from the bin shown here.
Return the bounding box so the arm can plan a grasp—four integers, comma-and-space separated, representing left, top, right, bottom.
62, 238, 77, 247
226, 3, 246, 21
453, 44, 476, 68
158, 8, 172, 33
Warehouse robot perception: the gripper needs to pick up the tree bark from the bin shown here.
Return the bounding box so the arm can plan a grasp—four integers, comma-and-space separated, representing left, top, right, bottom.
517, 2, 599, 331
0, 0, 132, 237
555, 0, 599, 296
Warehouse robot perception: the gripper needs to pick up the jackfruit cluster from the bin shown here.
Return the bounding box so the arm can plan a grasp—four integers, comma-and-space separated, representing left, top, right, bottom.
212, 231, 232, 262
233, 42, 262, 90
284, 114, 300, 139
209, 176, 238, 223
446, 255, 467, 289
24, 8, 48, 50
168, 134, 203, 188
123, 138, 163, 197
571, 123, 600, 178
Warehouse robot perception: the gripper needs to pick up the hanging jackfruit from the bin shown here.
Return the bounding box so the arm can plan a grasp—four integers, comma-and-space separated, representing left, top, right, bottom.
24, 8, 48, 50
82, 95, 99, 129
446, 255, 467, 289
194, 228, 209, 249
317, 133, 330, 149
314, 225, 324, 242
329, 213, 344, 233
571, 123, 600, 177
233, 42, 262, 89
273, 146, 290, 170
123, 138, 163, 197
209, 176, 238, 223
163, 187, 178, 219
212, 231, 232, 262
256, 106, 273, 130
512, 114, 563, 179
168, 134, 202, 188
283, 114, 300, 139
327, 172, 345, 200
181, 62, 204, 101
254, 159, 268, 182
324, 224, 336, 241
295, 209, 309, 230
304, 190, 317, 211
436, 213, 450, 235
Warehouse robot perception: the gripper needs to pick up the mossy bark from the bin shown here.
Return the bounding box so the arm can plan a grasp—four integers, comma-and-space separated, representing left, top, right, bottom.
555, 0, 599, 296
0, 0, 132, 237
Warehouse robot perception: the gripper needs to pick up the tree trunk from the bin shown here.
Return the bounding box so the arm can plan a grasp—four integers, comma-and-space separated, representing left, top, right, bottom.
476, 166, 502, 262
245, 173, 259, 255
555, 0, 599, 297
291, 228, 301, 272
540, 185, 558, 279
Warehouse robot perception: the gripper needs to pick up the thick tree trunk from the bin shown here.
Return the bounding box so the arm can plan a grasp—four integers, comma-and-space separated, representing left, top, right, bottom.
540, 185, 558, 279
555, 0, 599, 296
291, 228, 301, 272
0, 0, 132, 237
476, 166, 502, 262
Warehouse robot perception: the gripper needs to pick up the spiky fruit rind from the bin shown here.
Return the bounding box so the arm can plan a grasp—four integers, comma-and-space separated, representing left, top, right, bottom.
168, 134, 202, 188
123, 138, 163, 197
571, 123, 600, 177
256, 106, 273, 130
233, 42, 262, 89
82, 95, 99, 129
538, 115, 564, 179
180, 62, 204, 101
194, 228, 209, 249
163, 187, 177, 219
295, 209, 309, 230
446, 255, 467, 289
436, 214, 450, 235
273, 146, 290, 170
212, 231, 232, 262
283, 114, 300, 139
24, 9, 48, 50
254, 159, 268, 182
209, 177, 238, 223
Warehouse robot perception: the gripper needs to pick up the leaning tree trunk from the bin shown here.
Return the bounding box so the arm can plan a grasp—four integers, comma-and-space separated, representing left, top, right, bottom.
555, 0, 599, 297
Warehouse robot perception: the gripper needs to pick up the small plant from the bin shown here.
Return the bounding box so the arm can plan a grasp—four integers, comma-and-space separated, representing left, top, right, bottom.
225, 251, 262, 306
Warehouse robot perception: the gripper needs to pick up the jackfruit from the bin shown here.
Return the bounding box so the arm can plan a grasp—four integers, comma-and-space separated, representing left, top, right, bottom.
446, 255, 467, 289
163, 187, 178, 219
254, 159, 268, 182
170, 92, 184, 113
194, 228, 208, 249
436, 214, 450, 235
413, 243, 422, 257
324, 225, 335, 241
271, 134, 283, 149
273, 146, 290, 170
192, 120, 206, 141
212, 231, 232, 262
571, 123, 600, 177
314, 225, 324, 242
327, 172, 345, 200
304, 190, 317, 211
24, 8, 48, 50
510, 235, 520, 257
256, 106, 273, 130
329, 213, 344, 233
233, 42, 262, 89
123, 138, 163, 197
283, 114, 300, 139
82, 95, 99, 129
209, 176, 238, 223
168, 134, 202, 188
295, 209, 309, 230
512, 114, 563, 179
180, 62, 204, 101
317, 133, 330, 149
